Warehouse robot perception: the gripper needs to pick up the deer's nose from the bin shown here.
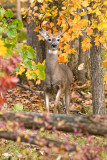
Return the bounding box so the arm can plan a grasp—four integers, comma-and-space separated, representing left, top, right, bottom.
52, 44, 57, 48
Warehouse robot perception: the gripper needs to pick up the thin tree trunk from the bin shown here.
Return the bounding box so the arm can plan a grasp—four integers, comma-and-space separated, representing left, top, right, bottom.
1, 112, 107, 136
78, 35, 86, 82
16, 0, 22, 21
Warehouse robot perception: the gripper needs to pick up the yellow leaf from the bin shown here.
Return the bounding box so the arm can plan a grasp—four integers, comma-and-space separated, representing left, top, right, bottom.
71, 48, 75, 54
37, 0, 43, 3
104, 73, 107, 84
87, 7, 93, 14
104, 0, 107, 5
0, 39, 7, 56
34, 6, 38, 11
96, 8, 101, 16
16, 66, 25, 75
0, 39, 4, 46
98, 21, 107, 30
26, 69, 32, 80
62, 7, 66, 10
24, 134, 29, 139
17, 136, 21, 142
35, 69, 40, 76
82, 19, 88, 26
79, 11, 86, 16
82, 1, 89, 7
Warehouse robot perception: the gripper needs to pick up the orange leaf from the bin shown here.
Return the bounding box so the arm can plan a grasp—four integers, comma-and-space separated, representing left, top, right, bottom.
95, 35, 100, 46
57, 17, 62, 25
59, 42, 63, 48
48, 30, 52, 33
82, 37, 91, 51
58, 56, 66, 63
34, 26, 40, 32
104, 73, 107, 84
45, 24, 51, 28
50, 22, 54, 28
99, 36, 105, 43
37, 35, 44, 41
102, 59, 107, 68
53, 27, 58, 33
58, 50, 62, 55
87, 27, 93, 35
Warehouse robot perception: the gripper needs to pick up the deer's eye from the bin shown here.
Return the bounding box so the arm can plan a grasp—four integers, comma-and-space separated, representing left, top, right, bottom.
57, 39, 60, 42
48, 38, 51, 42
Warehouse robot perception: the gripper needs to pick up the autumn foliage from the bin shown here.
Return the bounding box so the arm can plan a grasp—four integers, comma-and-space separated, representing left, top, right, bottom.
0, 55, 21, 107
26, 0, 107, 80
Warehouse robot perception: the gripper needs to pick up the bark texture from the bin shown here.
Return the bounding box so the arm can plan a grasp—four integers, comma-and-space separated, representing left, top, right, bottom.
78, 35, 86, 82
90, 30, 106, 115
88, 2, 106, 115
16, 0, 22, 21
1, 112, 107, 136
27, 2, 46, 63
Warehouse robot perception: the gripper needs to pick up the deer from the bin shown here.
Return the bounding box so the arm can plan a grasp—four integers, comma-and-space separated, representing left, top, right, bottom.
39, 15, 73, 114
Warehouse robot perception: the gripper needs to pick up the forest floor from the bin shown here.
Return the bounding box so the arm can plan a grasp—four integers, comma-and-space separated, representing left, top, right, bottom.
5, 80, 93, 114
0, 80, 107, 159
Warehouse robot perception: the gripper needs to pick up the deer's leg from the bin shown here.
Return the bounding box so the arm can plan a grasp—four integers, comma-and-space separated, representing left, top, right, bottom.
54, 89, 62, 113
45, 92, 49, 112
62, 95, 65, 107
65, 91, 70, 114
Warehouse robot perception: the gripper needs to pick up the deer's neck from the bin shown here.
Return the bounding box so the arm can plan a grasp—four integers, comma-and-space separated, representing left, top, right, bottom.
46, 50, 58, 71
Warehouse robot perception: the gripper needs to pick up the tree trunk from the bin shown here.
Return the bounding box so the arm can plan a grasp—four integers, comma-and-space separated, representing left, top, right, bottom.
78, 8, 91, 83
16, 0, 22, 21
27, 2, 46, 63
1, 112, 107, 136
90, 33, 106, 115
78, 35, 86, 82
87, 0, 106, 115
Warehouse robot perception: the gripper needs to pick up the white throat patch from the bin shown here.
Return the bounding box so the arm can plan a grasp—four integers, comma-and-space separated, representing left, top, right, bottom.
48, 50, 58, 54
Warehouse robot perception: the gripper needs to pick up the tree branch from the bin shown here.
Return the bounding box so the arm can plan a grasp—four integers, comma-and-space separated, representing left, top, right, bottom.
17, 83, 44, 97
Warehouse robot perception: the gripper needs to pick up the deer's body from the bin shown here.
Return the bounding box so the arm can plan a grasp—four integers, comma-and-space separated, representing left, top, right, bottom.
45, 50, 72, 94
39, 16, 73, 114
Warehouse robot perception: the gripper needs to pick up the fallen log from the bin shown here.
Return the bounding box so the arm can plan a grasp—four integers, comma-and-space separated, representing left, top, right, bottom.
0, 112, 107, 136
0, 131, 76, 152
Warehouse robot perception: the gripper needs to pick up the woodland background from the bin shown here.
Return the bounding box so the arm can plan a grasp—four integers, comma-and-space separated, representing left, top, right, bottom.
0, 0, 107, 159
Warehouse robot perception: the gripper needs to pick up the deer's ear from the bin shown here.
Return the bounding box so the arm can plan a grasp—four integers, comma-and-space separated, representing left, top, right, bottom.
39, 30, 49, 40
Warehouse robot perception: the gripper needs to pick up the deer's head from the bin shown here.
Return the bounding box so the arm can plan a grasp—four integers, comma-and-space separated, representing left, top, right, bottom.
39, 15, 70, 51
